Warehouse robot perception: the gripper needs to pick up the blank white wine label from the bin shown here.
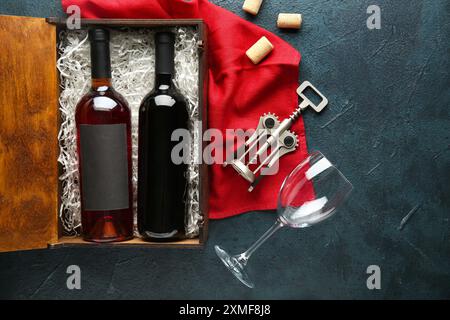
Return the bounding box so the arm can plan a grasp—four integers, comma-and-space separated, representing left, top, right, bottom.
79, 124, 129, 211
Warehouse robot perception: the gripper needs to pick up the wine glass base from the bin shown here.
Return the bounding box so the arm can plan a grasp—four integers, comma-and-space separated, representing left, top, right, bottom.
214, 245, 254, 288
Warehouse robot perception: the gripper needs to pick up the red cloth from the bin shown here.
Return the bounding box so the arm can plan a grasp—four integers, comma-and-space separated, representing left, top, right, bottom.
62, 0, 314, 219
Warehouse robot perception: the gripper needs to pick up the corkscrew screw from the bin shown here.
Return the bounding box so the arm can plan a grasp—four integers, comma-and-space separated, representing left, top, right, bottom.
224, 81, 328, 192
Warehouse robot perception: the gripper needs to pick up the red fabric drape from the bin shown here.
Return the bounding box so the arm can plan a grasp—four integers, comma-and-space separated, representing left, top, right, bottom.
62, 0, 314, 219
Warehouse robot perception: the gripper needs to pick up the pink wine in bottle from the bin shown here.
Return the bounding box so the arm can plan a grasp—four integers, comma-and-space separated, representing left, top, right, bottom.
75, 28, 133, 242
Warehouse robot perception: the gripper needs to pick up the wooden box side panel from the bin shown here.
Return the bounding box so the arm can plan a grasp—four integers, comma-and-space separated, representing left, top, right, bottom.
198, 22, 209, 244
0, 15, 59, 252
55, 236, 201, 249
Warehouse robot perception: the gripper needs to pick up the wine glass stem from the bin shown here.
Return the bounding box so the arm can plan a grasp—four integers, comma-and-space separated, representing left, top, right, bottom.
237, 220, 284, 265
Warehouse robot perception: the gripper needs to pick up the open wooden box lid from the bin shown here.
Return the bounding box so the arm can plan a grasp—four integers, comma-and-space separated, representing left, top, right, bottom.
0, 15, 59, 252
0, 15, 209, 253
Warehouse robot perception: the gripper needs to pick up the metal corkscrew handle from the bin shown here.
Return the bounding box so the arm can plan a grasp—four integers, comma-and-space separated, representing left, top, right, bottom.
226, 81, 329, 192
295, 81, 329, 114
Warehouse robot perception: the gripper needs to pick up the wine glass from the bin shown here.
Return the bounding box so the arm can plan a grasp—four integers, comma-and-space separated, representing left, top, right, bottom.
215, 151, 353, 288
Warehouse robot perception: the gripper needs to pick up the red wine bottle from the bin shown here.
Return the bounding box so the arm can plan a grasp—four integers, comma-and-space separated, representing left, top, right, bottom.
75, 28, 133, 242
138, 32, 189, 242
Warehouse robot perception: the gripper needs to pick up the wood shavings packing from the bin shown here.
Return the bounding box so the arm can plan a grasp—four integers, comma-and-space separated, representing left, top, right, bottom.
56, 27, 202, 238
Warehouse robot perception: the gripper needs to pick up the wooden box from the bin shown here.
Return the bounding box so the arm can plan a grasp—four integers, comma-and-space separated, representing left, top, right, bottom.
0, 15, 209, 252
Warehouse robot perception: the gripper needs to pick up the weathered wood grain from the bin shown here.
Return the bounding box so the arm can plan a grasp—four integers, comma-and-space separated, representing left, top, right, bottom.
0, 15, 58, 252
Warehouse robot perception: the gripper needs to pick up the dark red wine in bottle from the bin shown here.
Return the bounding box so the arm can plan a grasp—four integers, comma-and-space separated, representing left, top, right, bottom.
75, 28, 133, 242
138, 32, 189, 242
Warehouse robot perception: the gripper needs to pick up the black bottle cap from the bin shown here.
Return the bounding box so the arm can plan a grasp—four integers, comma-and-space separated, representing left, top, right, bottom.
89, 27, 111, 79
155, 32, 175, 75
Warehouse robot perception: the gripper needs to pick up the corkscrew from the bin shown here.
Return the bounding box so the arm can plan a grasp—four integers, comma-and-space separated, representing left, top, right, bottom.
224, 81, 328, 192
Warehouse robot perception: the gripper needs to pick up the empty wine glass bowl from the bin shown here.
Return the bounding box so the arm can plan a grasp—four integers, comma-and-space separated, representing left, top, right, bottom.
215, 151, 353, 288
277, 151, 353, 228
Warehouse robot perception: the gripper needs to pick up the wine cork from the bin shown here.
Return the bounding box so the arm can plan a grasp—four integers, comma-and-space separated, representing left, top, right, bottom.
277, 13, 303, 29
243, 0, 263, 15
246, 36, 274, 64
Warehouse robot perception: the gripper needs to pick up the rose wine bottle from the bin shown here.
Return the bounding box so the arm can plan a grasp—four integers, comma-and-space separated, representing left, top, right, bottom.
75, 28, 133, 242
138, 32, 189, 242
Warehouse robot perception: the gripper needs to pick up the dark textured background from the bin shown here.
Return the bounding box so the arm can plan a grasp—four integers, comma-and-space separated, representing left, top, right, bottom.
0, 0, 449, 299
